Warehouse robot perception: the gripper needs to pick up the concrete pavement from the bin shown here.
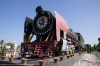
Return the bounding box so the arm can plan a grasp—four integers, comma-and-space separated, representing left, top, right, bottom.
26, 52, 85, 66
0, 52, 85, 66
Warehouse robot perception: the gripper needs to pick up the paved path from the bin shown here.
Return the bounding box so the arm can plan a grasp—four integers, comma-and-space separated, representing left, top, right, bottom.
26, 52, 85, 66
54, 53, 84, 66
0, 52, 85, 66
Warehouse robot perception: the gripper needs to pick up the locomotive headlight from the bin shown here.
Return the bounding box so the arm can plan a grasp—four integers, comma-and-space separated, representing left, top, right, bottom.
36, 6, 43, 13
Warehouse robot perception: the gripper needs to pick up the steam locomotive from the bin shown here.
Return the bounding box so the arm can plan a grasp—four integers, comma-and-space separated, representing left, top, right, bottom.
21, 6, 84, 57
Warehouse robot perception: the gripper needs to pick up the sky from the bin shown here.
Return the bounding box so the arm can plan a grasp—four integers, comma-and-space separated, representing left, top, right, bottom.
0, 0, 100, 46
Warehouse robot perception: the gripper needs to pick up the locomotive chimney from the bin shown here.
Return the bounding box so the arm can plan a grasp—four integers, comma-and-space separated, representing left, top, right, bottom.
36, 6, 43, 13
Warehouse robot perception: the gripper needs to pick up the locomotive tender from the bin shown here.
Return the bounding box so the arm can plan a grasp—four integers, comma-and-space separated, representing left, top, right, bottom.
21, 6, 84, 57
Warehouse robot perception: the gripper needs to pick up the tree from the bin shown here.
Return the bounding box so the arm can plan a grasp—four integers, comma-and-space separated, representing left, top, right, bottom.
6, 43, 14, 50
97, 41, 100, 51
93, 44, 96, 51
85, 44, 92, 53
90, 47, 94, 52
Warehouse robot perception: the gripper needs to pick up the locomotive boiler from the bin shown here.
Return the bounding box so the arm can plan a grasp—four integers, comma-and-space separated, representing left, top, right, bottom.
21, 6, 84, 57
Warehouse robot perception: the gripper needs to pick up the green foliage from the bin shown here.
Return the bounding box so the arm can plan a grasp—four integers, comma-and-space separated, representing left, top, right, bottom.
6, 43, 14, 50
84, 42, 100, 53
85, 44, 95, 53
93, 44, 96, 51
0, 40, 2, 44
0, 40, 5, 52
90, 47, 94, 52
2, 45, 7, 56
97, 42, 100, 51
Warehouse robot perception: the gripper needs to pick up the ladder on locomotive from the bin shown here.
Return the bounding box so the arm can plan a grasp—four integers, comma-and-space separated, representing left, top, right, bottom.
34, 45, 43, 57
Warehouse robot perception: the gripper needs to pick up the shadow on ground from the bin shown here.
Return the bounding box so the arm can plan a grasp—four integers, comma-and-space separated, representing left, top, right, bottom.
0, 61, 25, 66
0, 61, 40, 66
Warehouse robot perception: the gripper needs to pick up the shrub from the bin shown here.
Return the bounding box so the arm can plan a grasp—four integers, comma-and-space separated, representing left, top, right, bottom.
2, 45, 7, 56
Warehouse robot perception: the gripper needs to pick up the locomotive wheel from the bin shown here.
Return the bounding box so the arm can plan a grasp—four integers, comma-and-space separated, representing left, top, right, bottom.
56, 44, 62, 52
33, 11, 54, 35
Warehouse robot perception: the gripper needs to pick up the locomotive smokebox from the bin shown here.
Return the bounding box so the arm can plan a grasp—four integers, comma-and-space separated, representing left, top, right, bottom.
36, 6, 43, 13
